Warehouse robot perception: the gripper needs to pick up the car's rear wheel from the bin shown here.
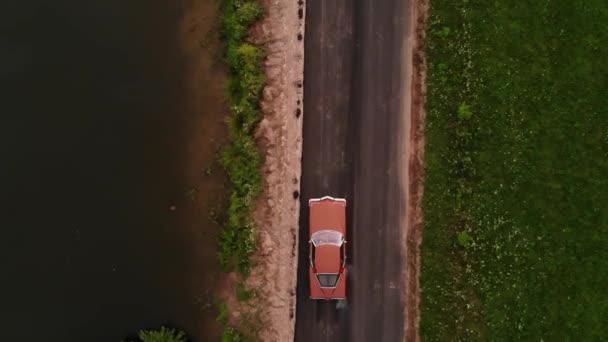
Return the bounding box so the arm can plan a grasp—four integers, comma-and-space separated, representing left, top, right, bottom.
336, 299, 348, 310
342, 263, 353, 310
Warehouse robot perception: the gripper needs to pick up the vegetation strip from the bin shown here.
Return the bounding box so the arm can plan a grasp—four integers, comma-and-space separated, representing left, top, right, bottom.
218, 0, 265, 340
219, 0, 265, 276
422, 0, 608, 340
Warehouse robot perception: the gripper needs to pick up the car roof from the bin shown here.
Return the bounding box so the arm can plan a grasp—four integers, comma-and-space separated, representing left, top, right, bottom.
314, 244, 341, 273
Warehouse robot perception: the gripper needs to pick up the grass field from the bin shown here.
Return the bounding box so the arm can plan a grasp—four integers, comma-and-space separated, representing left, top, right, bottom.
421, 0, 608, 340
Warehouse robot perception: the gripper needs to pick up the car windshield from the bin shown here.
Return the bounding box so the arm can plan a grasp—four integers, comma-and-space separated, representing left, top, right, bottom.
311, 230, 343, 246
317, 274, 340, 288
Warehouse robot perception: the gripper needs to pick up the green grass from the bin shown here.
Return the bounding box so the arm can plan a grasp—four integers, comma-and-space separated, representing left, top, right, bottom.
219, 0, 265, 275
421, 0, 608, 341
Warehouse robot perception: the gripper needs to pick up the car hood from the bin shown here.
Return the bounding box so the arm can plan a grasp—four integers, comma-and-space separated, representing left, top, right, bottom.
309, 200, 346, 234
314, 244, 341, 273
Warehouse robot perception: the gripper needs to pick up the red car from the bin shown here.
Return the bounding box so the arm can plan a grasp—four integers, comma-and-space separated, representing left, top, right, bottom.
308, 196, 347, 300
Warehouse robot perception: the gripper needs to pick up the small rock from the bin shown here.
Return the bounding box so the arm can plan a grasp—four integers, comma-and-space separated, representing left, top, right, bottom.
263, 86, 277, 101
260, 232, 274, 256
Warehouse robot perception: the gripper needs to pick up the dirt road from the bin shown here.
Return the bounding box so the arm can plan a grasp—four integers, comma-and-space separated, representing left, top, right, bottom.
295, 0, 417, 341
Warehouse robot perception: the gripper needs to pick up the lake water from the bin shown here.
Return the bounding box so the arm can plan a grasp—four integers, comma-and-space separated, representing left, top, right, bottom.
0, 0, 226, 340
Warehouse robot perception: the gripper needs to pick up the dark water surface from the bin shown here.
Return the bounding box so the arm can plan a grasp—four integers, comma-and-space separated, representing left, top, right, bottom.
1, 1, 226, 341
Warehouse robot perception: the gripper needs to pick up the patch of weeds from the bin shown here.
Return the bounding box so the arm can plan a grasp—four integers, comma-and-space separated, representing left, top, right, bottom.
222, 327, 245, 342
236, 281, 256, 301
456, 231, 473, 248
131, 327, 187, 342
434, 26, 451, 38
217, 302, 229, 325
216, 300, 250, 341
457, 102, 472, 121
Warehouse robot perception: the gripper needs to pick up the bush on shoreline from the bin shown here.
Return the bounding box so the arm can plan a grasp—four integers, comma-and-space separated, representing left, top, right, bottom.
127, 327, 187, 342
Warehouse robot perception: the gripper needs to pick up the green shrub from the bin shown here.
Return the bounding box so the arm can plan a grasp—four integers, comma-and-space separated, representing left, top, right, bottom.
237, 44, 264, 69
221, 15, 246, 42
137, 327, 187, 342
456, 231, 473, 248
225, 42, 242, 74
236, 2, 263, 25
221, 1, 263, 43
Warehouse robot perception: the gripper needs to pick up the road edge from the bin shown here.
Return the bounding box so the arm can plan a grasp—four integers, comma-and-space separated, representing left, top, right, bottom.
404, 0, 428, 341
